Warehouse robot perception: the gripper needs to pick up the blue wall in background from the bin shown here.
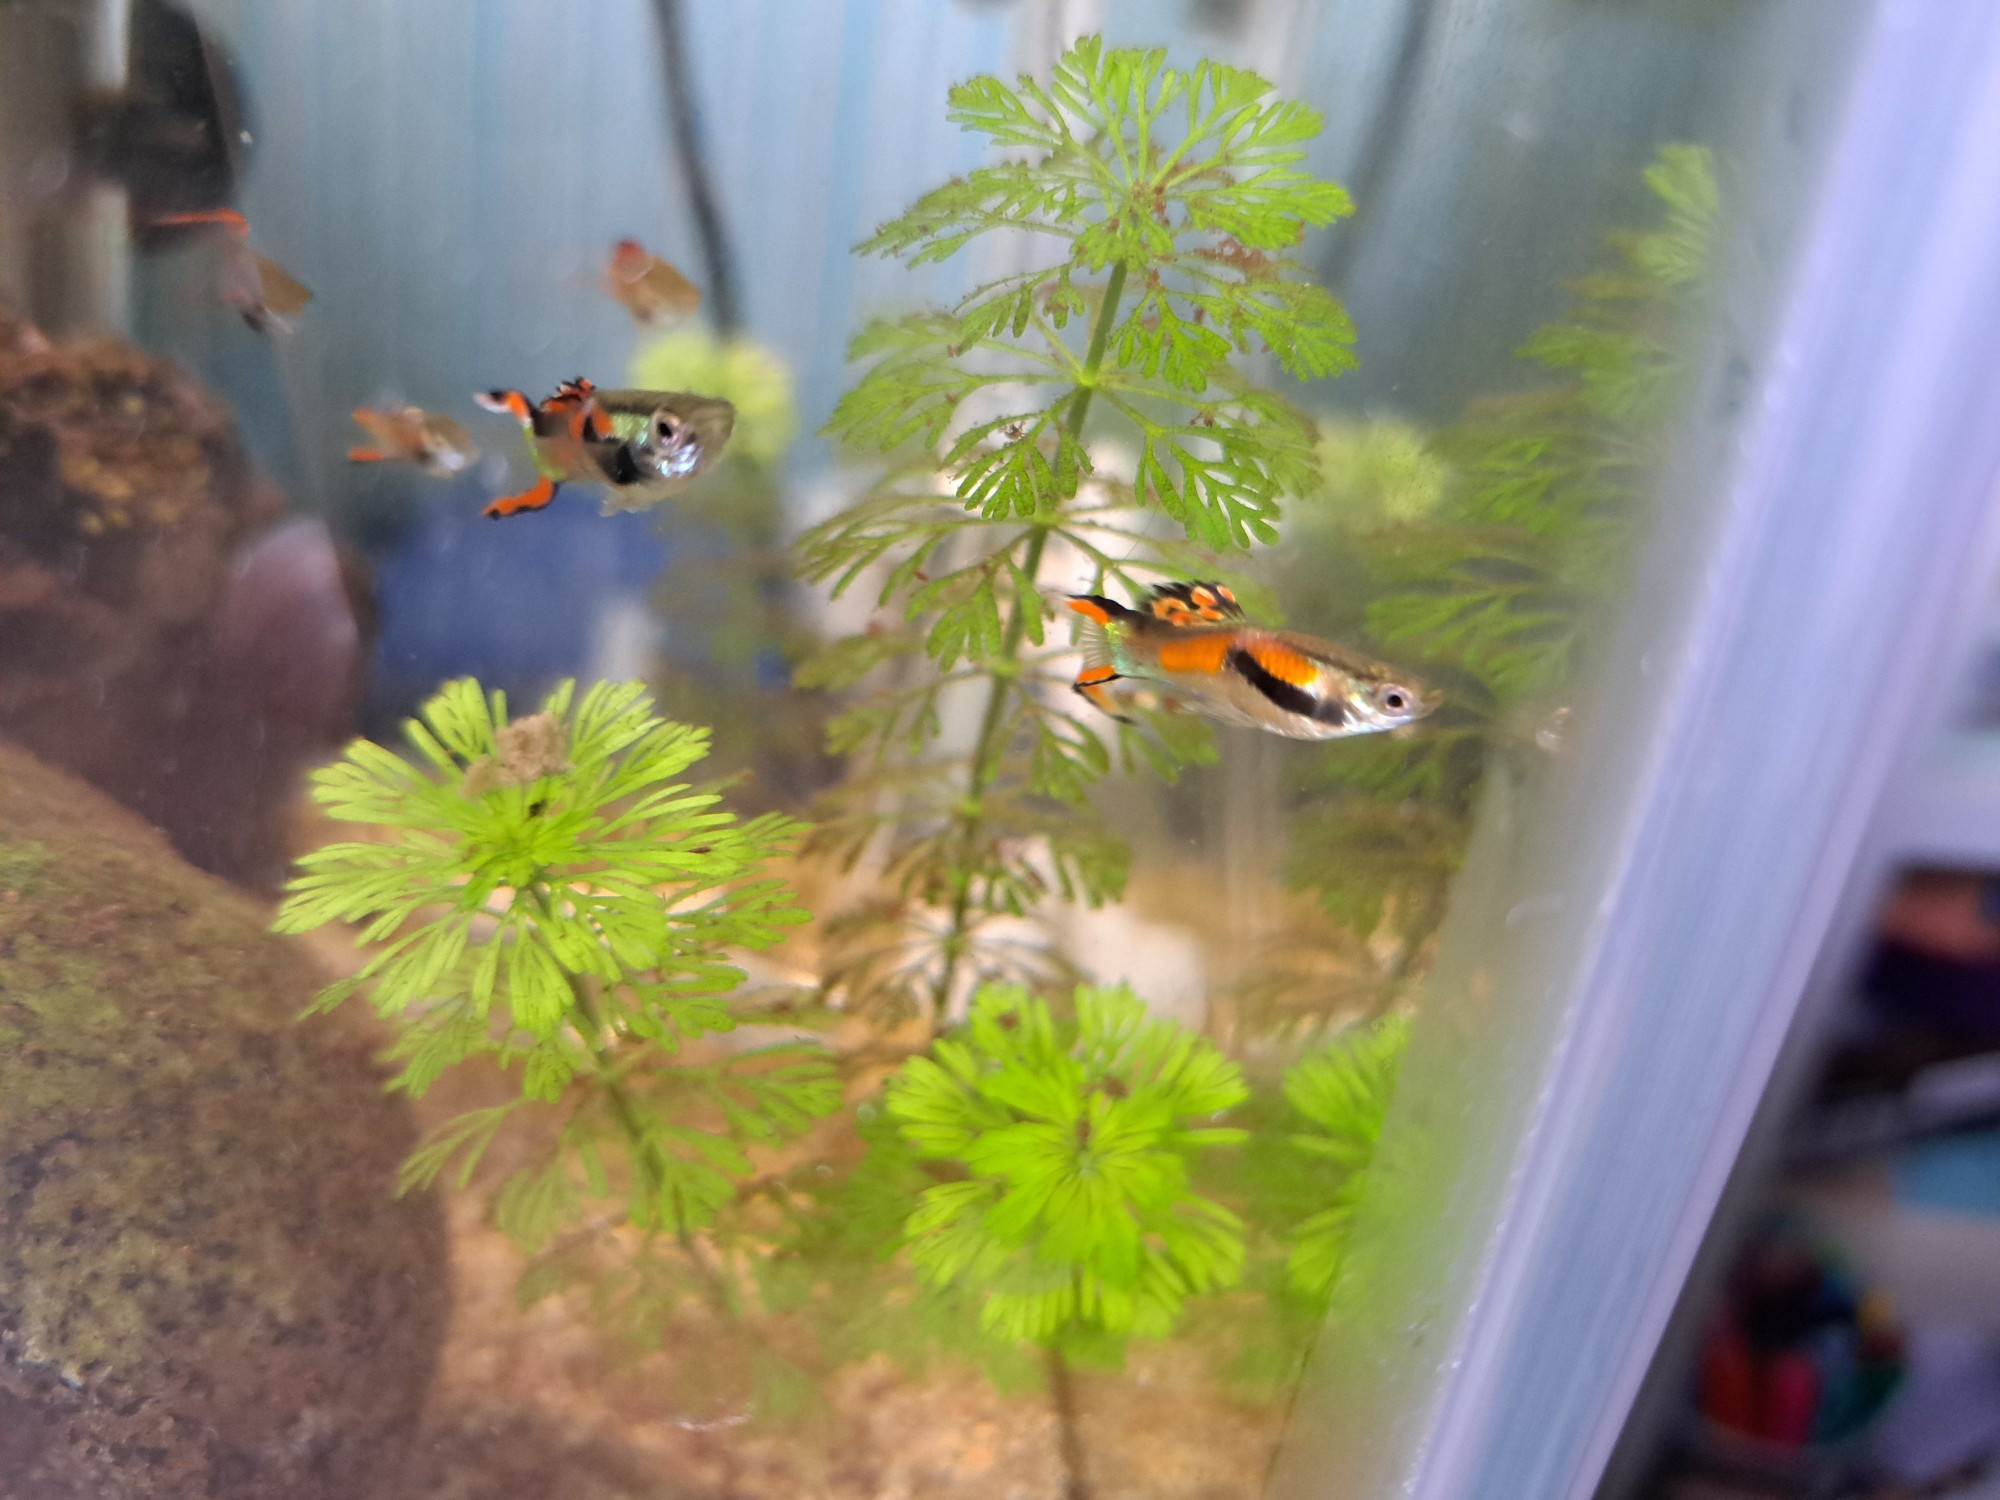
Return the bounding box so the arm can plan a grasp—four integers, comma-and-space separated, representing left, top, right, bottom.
139, 0, 1764, 717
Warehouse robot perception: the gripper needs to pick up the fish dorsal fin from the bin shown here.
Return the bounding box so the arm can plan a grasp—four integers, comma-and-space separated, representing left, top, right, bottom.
1144, 580, 1244, 627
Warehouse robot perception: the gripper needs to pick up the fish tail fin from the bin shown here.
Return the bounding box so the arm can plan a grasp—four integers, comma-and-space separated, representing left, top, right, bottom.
475, 390, 537, 429
1066, 596, 1142, 723
1067, 594, 1141, 664
346, 447, 387, 463
1072, 664, 1135, 724
483, 477, 559, 519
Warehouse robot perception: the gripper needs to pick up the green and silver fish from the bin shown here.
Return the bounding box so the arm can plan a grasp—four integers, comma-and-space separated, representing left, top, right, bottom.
474, 378, 735, 518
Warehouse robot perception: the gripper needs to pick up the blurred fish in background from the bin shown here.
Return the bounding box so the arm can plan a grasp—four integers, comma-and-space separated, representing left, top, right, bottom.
346, 404, 479, 477
150, 207, 310, 332
600, 237, 702, 325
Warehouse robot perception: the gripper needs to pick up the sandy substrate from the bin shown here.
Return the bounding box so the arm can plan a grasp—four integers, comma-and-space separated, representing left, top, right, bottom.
405, 1157, 1286, 1500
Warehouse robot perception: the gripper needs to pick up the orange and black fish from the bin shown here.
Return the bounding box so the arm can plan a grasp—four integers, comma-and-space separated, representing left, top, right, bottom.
473, 377, 734, 518
152, 209, 311, 333
1067, 581, 1433, 740
600, 238, 702, 324
346, 406, 478, 477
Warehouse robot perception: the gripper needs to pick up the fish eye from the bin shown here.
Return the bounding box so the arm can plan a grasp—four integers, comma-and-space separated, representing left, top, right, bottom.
1379, 685, 1414, 713
633, 407, 703, 480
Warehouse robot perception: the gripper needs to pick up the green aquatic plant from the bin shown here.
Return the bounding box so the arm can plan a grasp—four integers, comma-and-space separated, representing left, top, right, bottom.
883, 981, 1248, 1494
1283, 144, 1720, 947
1191, 1012, 1408, 1398
1272, 1013, 1408, 1297
800, 34, 1356, 1022
886, 982, 1249, 1350
631, 325, 797, 467
762, 991, 1402, 1427
274, 678, 838, 1311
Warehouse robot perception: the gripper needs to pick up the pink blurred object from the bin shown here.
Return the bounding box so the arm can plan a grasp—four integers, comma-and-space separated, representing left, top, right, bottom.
214, 518, 365, 740
1759, 1351, 1821, 1447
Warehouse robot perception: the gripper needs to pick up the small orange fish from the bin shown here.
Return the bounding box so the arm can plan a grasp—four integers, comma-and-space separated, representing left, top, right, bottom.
1068, 581, 1433, 740
346, 406, 478, 477
152, 209, 311, 333
600, 238, 701, 324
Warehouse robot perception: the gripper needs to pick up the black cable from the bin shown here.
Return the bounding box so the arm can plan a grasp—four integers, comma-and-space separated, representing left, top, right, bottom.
651, 0, 741, 336
1321, 0, 1442, 296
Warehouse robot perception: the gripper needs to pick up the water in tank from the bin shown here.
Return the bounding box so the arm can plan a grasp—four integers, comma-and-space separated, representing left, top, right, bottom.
0, 1, 1880, 1496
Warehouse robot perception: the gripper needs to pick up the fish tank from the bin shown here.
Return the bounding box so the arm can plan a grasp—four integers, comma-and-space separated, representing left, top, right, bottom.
6, 3, 2000, 1499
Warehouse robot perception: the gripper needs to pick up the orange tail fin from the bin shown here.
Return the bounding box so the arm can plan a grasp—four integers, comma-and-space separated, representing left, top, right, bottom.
475, 390, 537, 429
483, 476, 558, 519
1072, 665, 1135, 723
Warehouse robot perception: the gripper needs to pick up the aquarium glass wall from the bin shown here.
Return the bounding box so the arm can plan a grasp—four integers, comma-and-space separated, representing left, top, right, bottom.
2, 1, 1952, 1498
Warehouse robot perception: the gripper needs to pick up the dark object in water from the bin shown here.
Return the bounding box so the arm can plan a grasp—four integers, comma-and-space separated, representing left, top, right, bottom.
81, 0, 250, 228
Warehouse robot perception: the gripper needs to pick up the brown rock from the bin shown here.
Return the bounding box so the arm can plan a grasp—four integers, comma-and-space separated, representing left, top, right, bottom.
0, 313, 371, 891
0, 739, 449, 1498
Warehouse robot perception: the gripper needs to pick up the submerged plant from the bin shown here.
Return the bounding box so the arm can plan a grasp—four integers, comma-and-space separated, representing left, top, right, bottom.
886, 982, 1248, 1350
800, 35, 1357, 1023
1271, 1013, 1408, 1297
883, 981, 1248, 1494
1194, 1012, 1409, 1398
274, 678, 837, 1322
1283, 144, 1721, 950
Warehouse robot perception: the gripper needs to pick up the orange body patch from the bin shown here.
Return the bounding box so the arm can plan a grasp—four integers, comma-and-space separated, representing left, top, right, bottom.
1240, 639, 1320, 688
1068, 597, 1116, 626
1154, 633, 1233, 676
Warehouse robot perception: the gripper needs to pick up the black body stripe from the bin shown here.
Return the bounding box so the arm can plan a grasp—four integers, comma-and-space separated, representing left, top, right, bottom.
1229, 647, 1348, 727
604, 442, 644, 485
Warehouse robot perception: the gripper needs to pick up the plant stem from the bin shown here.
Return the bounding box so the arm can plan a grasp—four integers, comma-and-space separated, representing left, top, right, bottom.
531, 887, 739, 1321
926, 261, 1130, 1027
1046, 1345, 1092, 1500
1069, 260, 1127, 438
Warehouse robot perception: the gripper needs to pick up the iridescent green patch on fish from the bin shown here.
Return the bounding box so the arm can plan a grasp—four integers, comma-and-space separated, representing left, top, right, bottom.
1066, 581, 1434, 741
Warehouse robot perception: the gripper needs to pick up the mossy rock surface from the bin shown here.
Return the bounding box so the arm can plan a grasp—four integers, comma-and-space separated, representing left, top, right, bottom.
0, 739, 448, 1498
